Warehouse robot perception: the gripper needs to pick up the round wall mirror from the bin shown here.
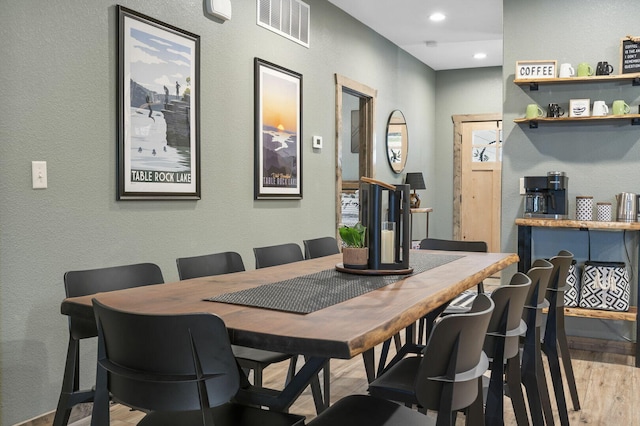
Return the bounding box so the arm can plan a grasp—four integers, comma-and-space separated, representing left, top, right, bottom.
385, 110, 408, 173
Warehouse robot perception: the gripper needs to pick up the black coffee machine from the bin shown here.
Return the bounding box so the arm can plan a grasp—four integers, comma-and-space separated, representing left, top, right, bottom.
523, 171, 569, 219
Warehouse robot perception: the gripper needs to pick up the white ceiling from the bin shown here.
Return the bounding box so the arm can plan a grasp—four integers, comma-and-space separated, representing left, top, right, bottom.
326, 0, 503, 71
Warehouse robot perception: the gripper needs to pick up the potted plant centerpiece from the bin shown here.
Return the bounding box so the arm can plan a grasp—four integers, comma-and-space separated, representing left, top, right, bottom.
339, 222, 368, 269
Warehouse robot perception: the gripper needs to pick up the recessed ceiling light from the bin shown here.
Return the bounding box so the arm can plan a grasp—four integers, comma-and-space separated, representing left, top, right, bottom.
429, 13, 446, 22
474, 53, 487, 60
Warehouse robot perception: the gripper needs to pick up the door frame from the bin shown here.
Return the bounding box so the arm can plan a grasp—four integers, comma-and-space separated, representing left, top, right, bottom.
452, 113, 502, 241
335, 74, 377, 232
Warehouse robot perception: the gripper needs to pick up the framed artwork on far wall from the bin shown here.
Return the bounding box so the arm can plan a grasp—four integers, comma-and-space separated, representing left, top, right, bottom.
254, 58, 303, 200
117, 6, 200, 200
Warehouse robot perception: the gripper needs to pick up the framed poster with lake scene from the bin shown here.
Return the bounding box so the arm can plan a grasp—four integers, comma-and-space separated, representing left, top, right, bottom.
254, 58, 303, 200
117, 6, 200, 200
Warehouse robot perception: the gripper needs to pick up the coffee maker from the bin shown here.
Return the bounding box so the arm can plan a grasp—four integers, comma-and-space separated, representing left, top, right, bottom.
523, 171, 569, 219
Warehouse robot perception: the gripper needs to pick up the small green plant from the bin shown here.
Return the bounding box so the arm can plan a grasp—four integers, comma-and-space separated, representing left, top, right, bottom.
339, 223, 367, 248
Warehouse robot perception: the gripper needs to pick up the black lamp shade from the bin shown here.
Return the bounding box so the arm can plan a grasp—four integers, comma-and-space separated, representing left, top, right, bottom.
405, 172, 426, 190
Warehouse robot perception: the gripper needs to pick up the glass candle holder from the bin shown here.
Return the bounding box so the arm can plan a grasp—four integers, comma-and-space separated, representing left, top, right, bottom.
380, 221, 395, 263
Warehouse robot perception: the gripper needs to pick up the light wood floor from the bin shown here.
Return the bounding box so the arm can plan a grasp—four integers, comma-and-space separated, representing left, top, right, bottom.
71, 345, 639, 425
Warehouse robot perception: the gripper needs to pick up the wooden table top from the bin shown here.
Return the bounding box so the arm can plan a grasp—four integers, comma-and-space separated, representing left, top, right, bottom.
61, 251, 517, 360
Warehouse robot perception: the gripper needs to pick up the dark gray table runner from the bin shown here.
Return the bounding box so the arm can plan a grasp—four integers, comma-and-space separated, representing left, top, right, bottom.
205, 252, 464, 314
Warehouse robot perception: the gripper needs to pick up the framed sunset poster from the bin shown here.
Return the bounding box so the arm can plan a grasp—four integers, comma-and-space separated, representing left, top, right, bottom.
254, 58, 303, 200
117, 6, 200, 200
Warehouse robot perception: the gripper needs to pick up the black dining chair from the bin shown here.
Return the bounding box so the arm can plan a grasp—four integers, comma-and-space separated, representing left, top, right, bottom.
379, 273, 531, 425
176, 251, 245, 280
306, 394, 430, 426
418, 238, 489, 341
376, 237, 490, 372
53, 263, 164, 426
542, 250, 579, 426
253, 242, 330, 411
176, 251, 296, 388
521, 259, 554, 426
419, 238, 489, 293
367, 294, 495, 425
303, 237, 340, 259
253, 243, 305, 268
91, 299, 305, 426
483, 272, 531, 426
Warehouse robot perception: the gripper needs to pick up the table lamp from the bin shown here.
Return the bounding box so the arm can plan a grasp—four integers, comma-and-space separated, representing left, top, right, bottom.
405, 172, 426, 208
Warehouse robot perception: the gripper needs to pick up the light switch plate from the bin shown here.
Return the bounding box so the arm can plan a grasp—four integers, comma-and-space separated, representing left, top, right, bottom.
32, 161, 47, 189
312, 135, 322, 149
519, 177, 525, 195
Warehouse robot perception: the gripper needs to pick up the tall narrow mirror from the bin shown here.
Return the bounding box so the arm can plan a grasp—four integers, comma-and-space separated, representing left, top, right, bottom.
386, 110, 408, 173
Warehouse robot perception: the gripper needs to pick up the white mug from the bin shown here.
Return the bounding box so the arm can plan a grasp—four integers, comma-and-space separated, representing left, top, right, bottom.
559, 63, 575, 78
592, 101, 609, 116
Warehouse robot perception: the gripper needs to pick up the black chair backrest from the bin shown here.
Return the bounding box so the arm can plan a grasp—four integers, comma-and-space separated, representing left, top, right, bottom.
415, 293, 494, 412
419, 238, 488, 253
303, 237, 340, 259
93, 299, 240, 413
253, 243, 304, 269
524, 259, 553, 310
64, 263, 164, 340
419, 238, 489, 292
523, 259, 553, 331
485, 272, 531, 359
548, 250, 573, 293
176, 251, 245, 280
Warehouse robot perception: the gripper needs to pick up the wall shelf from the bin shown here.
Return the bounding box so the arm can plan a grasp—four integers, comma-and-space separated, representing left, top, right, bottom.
514, 73, 640, 91
514, 73, 640, 127
514, 114, 640, 128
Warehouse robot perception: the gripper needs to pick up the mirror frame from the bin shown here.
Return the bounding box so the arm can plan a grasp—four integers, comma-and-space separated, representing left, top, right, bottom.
385, 110, 408, 173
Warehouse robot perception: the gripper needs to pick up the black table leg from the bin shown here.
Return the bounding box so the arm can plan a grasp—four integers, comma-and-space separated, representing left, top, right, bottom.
517, 225, 532, 273
235, 356, 329, 414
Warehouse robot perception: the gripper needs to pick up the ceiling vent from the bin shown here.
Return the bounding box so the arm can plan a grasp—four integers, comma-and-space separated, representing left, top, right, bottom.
257, 0, 310, 48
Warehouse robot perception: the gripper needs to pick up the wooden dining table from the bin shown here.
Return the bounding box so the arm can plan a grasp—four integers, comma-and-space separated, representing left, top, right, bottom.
60, 250, 517, 420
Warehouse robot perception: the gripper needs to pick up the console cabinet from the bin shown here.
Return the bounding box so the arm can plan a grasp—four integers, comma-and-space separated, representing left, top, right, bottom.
515, 217, 640, 367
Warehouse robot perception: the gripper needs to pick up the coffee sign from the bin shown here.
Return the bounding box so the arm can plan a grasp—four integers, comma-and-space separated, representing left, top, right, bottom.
516, 60, 557, 79
621, 37, 640, 74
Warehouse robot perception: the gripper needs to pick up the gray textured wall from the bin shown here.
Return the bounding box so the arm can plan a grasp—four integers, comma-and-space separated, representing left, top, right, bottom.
0, 1, 438, 423
503, 0, 640, 340
432, 67, 503, 238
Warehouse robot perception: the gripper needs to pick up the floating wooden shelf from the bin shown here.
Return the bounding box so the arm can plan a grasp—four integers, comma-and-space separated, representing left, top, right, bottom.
515, 218, 640, 231
514, 114, 640, 128
543, 306, 637, 322
514, 73, 640, 90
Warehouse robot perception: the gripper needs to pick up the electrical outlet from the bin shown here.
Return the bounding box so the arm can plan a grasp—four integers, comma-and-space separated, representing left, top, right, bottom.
32, 161, 47, 189
519, 177, 525, 195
